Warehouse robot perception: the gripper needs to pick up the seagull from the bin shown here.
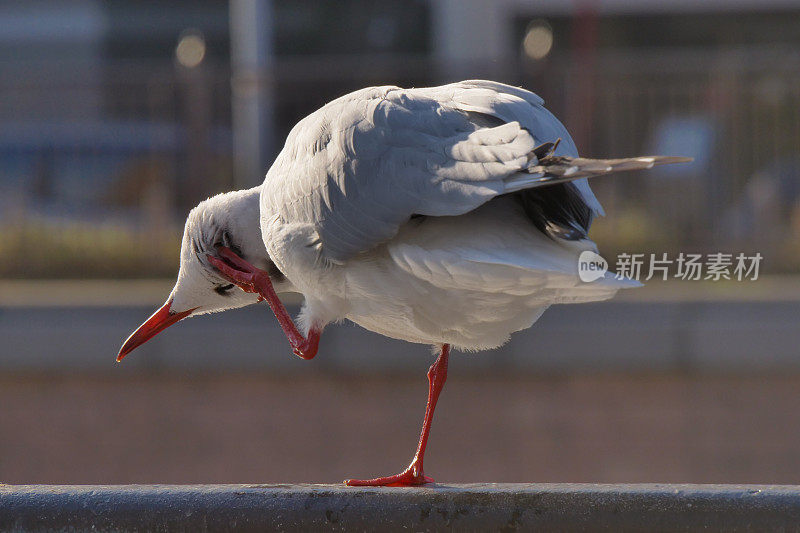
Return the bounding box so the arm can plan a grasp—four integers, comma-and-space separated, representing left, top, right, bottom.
117, 80, 690, 486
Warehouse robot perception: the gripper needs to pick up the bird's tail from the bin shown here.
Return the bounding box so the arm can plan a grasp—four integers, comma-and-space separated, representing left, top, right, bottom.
503, 139, 693, 193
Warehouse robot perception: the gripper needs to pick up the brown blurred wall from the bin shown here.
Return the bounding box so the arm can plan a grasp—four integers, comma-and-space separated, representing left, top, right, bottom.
2, 373, 799, 485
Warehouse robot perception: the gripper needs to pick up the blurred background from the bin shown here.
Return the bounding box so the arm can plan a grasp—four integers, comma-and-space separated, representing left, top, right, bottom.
2, 0, 800, 485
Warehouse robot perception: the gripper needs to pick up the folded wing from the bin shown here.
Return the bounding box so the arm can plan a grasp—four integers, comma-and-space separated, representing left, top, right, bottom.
262, 80, 665, 263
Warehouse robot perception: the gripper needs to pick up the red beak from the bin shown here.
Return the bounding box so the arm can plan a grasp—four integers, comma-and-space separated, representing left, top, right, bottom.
117, 299, 196, 362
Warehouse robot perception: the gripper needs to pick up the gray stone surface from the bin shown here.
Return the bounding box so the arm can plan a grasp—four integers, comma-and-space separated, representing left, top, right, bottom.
2, 483, 800, 531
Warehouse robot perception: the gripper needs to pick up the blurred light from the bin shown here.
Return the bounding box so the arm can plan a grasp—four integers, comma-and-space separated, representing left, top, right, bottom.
176, 30, 206, 68
522, 21, 553, 61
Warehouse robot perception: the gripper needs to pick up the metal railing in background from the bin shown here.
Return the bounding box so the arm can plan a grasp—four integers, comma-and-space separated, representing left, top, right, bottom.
563, 47, 800, 270
2, 49, 799, 278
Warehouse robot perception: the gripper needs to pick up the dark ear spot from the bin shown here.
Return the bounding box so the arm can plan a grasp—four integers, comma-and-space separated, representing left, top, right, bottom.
214, 230, 244, 258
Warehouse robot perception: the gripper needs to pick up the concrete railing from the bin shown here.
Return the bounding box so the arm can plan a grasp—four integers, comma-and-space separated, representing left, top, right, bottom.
2, 484, 800, 531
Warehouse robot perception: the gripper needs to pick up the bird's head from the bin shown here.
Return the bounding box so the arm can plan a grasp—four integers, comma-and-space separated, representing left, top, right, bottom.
117, 187, 291, 361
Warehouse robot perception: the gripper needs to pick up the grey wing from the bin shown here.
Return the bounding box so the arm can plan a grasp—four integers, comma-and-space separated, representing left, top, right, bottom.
429, 80, 604, 215
267, 81, 602, 263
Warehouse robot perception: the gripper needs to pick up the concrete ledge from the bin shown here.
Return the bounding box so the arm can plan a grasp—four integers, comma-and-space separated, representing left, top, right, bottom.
2, 484, 800, 531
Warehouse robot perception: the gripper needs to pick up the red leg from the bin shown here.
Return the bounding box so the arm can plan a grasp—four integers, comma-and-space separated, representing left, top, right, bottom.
208, 247, 321, 360
345, 344, 450, 487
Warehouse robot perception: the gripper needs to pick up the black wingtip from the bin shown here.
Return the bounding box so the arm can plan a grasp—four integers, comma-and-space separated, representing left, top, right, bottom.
532, 138, 562, 160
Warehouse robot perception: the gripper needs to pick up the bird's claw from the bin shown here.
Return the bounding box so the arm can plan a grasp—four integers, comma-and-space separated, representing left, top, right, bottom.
344, 460, 434, 487
207, 247, 267, 294
209, 245, 320, 361
344, 470, 434, 487
217, 246, 256, 272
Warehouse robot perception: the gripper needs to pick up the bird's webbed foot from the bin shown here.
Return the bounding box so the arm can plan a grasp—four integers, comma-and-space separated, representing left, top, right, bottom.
208, 246, 271, 295
208, 246, 321, 360
345, 461, 434, 487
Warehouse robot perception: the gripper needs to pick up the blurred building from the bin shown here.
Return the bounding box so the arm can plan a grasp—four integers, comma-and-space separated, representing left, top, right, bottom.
2, 0, 800, 277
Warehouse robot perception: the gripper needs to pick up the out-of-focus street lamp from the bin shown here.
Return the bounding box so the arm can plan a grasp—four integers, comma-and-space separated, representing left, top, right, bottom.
175, 30, 206, 68
522, 20, 554, 61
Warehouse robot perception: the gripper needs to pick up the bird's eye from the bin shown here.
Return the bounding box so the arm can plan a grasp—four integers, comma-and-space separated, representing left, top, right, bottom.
214, 283, 235, 295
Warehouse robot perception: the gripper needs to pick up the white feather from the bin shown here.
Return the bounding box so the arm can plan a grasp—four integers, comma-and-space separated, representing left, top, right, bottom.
307, 197, 637, 351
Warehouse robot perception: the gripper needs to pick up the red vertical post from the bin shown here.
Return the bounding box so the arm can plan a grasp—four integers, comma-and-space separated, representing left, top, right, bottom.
567, 1, 600, 155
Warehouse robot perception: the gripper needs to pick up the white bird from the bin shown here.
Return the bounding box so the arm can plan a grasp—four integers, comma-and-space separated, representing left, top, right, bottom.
118, 80, 690, 486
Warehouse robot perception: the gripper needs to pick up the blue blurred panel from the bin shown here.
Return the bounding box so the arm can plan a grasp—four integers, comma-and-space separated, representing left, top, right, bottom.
649, 116, 716, 176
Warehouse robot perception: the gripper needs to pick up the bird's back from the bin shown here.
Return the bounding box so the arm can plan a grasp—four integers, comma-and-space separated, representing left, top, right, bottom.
261, 80, 601, 266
